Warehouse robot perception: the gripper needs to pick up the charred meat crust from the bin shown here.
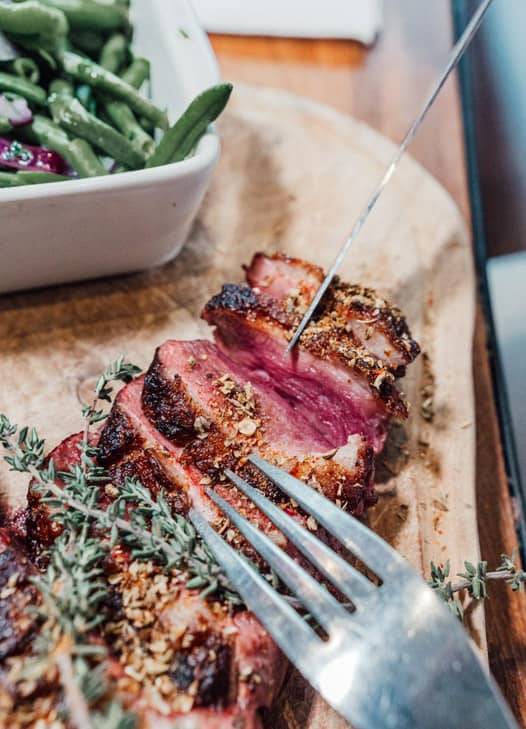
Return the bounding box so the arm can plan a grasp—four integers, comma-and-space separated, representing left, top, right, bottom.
170, 632, 232, 708
109, 448, 189, 515
324, 282, 421, 368
0, 530, 38, 661
205, 283, 293, 328
26, 433, 83, 554
98, 405, 139, 466
142, 351, 199, 445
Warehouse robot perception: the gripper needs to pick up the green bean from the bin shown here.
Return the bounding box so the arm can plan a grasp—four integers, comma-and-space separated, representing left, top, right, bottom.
30, 114, 106, 177
99, 57, 154, 156
60, 50, 168, 129
48, 77, 75, 102
69, 29, 105, 57
31, 0, 129, 32
0, 1, 69, 51
147, 83, 233, 168
17, 170, 71, 184
120, 58, 152, 133
75, 84, 95, 112
121, 57, 150, 89
99, 33, 128, 74
12, 57, 40, 84
0, 71, 46, 105
0, 118, 13, 135
0, 171, 22, 187
49, 80, 145, 169
0, 169, 70, 187
101, 96, 154, 157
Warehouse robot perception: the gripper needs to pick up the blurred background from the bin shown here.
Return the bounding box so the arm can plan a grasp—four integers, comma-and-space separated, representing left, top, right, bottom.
464, 0, 526, 496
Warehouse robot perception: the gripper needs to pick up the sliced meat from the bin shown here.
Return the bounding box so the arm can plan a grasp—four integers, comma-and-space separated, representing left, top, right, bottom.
98, 376, 222, 523
203, 284, 398, 453
245, 252, 420, 373
98, 373, 374, 579
142, 339, 376, 515
7, 253, 420, 728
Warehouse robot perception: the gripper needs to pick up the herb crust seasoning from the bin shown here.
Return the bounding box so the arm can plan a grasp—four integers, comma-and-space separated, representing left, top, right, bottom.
0, 254, 422, 728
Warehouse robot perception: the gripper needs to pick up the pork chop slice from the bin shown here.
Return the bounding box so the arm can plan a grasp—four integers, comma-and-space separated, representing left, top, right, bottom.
203, 283, 403, 453
141, 338, 376, 516
246, 252, 420, 374
96, 365, 375, 590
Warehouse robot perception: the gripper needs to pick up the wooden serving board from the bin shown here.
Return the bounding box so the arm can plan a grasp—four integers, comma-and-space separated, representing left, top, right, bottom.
0, 85, 480, 728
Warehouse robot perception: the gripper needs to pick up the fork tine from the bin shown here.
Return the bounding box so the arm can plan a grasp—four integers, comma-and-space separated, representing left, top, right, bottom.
248, 454, 407, 579
225, 468, 376, 604
188, 508, 322, 653
205, 488, 351, 630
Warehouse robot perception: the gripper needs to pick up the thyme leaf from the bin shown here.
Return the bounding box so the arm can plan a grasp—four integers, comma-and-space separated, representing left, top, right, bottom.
428, 552, 526, 620
82, 355, 142, 452
94, 355, 142, 404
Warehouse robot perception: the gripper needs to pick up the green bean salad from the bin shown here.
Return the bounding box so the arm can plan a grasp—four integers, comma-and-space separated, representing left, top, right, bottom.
0, 0, 232, 187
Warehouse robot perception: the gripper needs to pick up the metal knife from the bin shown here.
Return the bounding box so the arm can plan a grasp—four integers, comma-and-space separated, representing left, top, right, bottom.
286, 0, 494, 352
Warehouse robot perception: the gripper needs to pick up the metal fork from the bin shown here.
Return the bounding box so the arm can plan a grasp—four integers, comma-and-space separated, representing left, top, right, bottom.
189, 454, 518, 729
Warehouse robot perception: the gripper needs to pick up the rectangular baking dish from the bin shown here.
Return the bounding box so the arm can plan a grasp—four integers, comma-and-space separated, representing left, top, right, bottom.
0, 0, 221, 294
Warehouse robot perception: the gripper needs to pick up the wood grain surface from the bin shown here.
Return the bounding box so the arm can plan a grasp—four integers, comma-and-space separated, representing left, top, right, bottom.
210, 2, 526, 724
1, 84, 482, 728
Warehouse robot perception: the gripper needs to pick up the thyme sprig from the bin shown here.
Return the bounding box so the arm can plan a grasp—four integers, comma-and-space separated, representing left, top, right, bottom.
428, 555, 526, 619
1, 408, 240, 604
116, 478, 242, 602
8, 443, 137, 729
0, 359, 143, 729
0, 355, 240, 728
31, 468, 241, 604
81, 355, 142, 445
0, 417, 45, 472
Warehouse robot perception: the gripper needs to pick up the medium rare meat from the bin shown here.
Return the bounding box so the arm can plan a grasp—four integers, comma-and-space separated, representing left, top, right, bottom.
141, 339, 375, 512
204, 252, 420, 453
2, 253, 419, 729
95, 343, 375, 569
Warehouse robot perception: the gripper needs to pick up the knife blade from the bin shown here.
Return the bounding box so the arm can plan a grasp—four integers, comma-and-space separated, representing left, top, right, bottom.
286, 0, 494, 353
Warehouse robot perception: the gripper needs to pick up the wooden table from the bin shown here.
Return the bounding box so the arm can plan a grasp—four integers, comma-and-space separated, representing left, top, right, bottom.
209, 1, 526, 724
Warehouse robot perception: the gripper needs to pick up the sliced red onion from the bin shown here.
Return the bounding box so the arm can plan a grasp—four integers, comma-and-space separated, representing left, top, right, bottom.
0, 95, 32, 126
0, 137, 67, 174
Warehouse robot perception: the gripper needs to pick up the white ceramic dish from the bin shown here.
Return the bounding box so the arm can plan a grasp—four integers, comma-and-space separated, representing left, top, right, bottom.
0, 0, 221, 294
